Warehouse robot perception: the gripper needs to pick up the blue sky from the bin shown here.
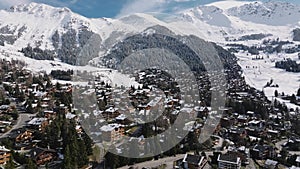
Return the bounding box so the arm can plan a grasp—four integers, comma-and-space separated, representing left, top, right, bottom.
0, 0, 299, 18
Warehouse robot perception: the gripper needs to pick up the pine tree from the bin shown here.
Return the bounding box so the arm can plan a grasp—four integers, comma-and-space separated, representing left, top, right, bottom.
63, 145, 72, 169
25, 159, 37, 169
291, 94, 297, 104
274, 90, 279, 97
297, 88, 300, 96
105, 150, 119, 169
77, 139, 88, 167
26, 101, 33, 113
4, 156, 15, 169
56, 82, 61, 90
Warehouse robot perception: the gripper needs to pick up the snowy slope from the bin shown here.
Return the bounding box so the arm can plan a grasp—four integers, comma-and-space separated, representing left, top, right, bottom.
173, 1, 300, 106
0, 3, 99, 50
1, 1, 298, 55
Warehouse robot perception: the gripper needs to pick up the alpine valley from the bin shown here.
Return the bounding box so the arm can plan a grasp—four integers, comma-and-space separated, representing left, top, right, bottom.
0, 1, 300, 168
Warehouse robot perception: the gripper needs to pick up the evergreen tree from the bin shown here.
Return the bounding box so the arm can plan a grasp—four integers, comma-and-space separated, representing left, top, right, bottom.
4, 156, 15, 169
25, 159, 37, 169
56, 82, 61, 90
26, 101, 33, 114
274, 90, 279, 97
63, 145, 73, 169
291, 94, 297, 104
105, 148, 119, 169
280, 148, 289, 160
77, 139, 89, 167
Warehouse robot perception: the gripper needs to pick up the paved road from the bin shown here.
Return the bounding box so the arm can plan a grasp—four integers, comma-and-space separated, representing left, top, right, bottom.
246, 158, 256, 169
275, 139, 300, 155
116, 136, 226, 169
118, 154, 186, 169
212, 135, 224, 150
0, 113, 35, 138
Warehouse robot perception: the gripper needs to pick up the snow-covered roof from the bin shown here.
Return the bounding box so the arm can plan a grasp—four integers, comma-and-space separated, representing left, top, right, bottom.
105, 107, 118, 113
100, 123, 123, 132
265, 159, 278, 166
34, 91, 47, 97
180, 107, 194, 113
28, 118, 47, 125
0, 146, 10, 152
0, 105, 10, 110
116, 114, 127, 121
65, 113, 76, 119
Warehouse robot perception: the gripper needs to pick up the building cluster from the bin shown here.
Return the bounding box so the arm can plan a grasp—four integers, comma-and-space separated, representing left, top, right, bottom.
0, 59, 88, 168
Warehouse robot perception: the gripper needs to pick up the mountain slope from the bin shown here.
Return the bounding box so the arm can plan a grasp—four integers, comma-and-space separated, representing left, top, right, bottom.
0, 1, 300, 102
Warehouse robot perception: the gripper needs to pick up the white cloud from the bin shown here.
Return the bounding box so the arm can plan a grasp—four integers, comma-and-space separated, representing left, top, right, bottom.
173, 0, 194, 2
116, 0, 198, 18
0, 0, 32, 9
116, 0, 168, 18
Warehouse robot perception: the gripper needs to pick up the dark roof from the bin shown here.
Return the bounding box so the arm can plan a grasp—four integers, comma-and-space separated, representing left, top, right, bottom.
253, 144, 273, 152
218, 154, 239, 164
183, 154, 204, 165
230, 127, 246, 134
30, 147, 56, 159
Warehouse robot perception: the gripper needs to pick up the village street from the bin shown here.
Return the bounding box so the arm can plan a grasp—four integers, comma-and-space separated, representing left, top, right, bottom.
0, 113, 35, 138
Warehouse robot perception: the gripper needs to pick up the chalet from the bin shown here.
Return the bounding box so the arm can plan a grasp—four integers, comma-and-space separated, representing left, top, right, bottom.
27, 118, 49, 131
227, 150, 249, 165
147, 96, 163, 109
220, 117, 234, 128
102, 107, 120, 120
29, 147, 57, 166
0, 121, 12, 132
264, 159, 278, 169
245, 120, 266, 137
100, 123, 124, 142
33, 91, 47, 99
0, 146, 11, 165
0, 105, 10, 111
181, 107, 196, 119
228, 127, 247, 142
237, 114, 249, 123
195, 106, 210, 119
284, 121, 292, 130
250, 144, 276, 160
54, 105, 68, 114
246, 111, 255, 117
115, 114, 131, 125
217, 153, 241, 169
248, 120, 265, 128
267, 129, 280, 138
182, 154, 208, 169
76, 125, 83, 134
286, 137, 300, 151
16, 130, 33, 143
44, 110, 56, 119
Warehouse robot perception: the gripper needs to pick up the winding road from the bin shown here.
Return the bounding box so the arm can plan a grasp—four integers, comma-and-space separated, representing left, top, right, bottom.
0, 113, 35, 138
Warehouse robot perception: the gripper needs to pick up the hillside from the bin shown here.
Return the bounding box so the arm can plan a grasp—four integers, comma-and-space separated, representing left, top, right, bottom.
0, 0, 299, 103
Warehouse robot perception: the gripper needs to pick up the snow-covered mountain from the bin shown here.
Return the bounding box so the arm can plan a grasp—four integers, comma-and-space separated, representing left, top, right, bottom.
0, 0, 300, 104
0, 1, 298, 51
1, 1, 299, 53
